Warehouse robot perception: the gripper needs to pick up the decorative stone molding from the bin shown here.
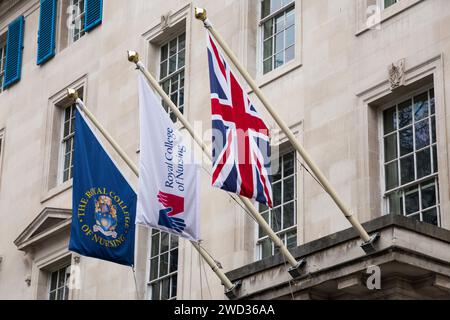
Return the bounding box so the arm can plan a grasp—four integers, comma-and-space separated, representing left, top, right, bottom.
388, 59, 406, 90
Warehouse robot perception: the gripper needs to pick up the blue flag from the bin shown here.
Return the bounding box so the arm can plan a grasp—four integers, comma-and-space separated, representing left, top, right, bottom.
69, 108, 136, 266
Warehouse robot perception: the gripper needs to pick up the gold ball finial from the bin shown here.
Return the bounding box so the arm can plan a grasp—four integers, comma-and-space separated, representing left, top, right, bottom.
67, 88, 79, 100
194, 7, 207, 21
127, 50, 140, 63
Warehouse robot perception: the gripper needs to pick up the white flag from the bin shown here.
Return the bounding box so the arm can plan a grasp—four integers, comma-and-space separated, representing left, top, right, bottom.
136, 74, 199, 241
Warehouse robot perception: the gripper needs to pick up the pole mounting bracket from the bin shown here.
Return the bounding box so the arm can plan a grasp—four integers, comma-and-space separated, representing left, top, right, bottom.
360, 232, 380, 255
288, 258, 306, 279
224, 280, 242, 300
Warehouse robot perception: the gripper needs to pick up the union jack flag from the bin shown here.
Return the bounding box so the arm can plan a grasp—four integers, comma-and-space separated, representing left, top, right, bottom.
206, 34, 273, 207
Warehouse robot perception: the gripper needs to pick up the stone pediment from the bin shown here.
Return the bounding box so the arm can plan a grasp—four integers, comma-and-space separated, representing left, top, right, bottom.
14, 208, 72, 251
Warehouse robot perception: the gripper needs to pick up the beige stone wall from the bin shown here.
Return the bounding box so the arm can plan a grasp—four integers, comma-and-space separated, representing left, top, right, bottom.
0, 0, 449, 299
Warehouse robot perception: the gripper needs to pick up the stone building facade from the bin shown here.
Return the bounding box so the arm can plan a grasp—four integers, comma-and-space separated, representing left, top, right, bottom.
0, 0, 450, 300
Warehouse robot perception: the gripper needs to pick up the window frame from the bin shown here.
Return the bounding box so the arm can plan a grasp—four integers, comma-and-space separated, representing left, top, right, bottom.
256, 0, 302, 87
256, 149, 298, 260
47, 264, 71, 300
0, 35, 6, 93
147, 229, 179, 300
378, 84, 441, 226
68, 0, 86, 45
58, 103, 76, 184
259, 0, 296, 76
157, 32, 186, 123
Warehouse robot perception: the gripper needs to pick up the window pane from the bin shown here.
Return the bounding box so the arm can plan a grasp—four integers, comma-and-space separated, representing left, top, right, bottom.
263, 58, 273, 74
159, 253, 169, 277
422, 208, 438, 226
263, 39, 273, 60
285, 26, 295, 47
271, 207, 282, 232
50, 272, 58, 291
263, 20, 273, 40
384, 0, 397, 8
383, 107, 397, 134
399, 127, 413, 156
413, 93, 429, 122
273, 182, 281, 207
178, 34, 186, 50
261, 238, 272, 258
286, 230, 297, 248
170, 235, 178, 250
405, 187, 419, 215
400, 155, 414, 185
171, 275, 177, 298
58, 268, 66, 288
170, 249, 178, 273
178, 50, 185, 68
384, 133, 397, 162
398, 100, 412, 128
283, 202, 295, 229
49, 291, 56, 300
161, 44, 168, 61
416, 148, 431, 179
150, 257, 158, 281
161, 278, 170, 300
415, 120, 430, 150
285, 45, 295, 62
275, 32, 284, 53
151, 282, 160, 300
283, 152, 295, 177
169, 38, 177, 56
272, 0, 283, 13
275, 51, 284, 68
160, 232, 169, 253
286, 8, 295, 27
160, 61, 168, 79
388, 192, 403, 215
421, 181, 436, 210
283, 176, 294, 202
169, 55, 177, 74
385, 161, 398, 190
261, 0, 271, 18
151, 233, 160, 257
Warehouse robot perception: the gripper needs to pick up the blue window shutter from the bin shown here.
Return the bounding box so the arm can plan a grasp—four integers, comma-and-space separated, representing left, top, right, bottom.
37, 0, 57, 65
3, 16, 25, 90
85, 0, 103, 32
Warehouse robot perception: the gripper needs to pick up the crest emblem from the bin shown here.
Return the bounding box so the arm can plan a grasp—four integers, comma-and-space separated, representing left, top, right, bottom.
93, 195, 118, 239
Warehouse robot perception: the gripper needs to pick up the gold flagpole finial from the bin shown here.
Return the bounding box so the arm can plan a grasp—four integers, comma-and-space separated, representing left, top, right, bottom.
194, 7, 207, 21
127, 50, 140, 63
67, 88, 79, 100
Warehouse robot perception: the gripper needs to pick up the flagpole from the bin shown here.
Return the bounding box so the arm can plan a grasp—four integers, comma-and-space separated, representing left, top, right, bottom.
127, 51, 305, 278
66, 89, 239, 298
193, 8, 379, 254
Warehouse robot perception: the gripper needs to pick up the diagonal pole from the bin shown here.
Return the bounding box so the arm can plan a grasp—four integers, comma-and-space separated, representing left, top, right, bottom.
66, 89, 239, 298
127, 51, 305, 278
194, 8, 379, 254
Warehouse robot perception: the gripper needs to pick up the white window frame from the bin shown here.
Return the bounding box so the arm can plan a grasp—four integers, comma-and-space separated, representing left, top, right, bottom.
259, 0, 296, 75
256, 149, 297, 260
68, 0, 86, 44
48, 264, 71, 300
147, 229, 178, 300
0, 35, 6, 93
157, 32, 186, 123
378, 84, 441, 226
58, 103, 76, 184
